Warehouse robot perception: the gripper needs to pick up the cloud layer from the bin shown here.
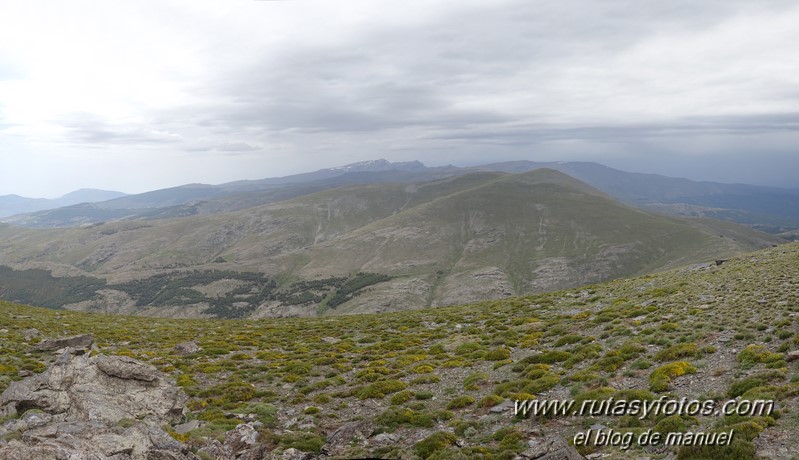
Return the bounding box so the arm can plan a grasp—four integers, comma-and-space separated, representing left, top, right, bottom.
1, 0, 798, 196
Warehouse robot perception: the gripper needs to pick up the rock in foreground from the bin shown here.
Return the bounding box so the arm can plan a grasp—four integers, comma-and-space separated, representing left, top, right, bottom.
0, 349, 196, 459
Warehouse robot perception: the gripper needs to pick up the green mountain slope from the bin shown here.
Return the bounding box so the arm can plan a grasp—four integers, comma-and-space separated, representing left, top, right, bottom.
2, 242, 798, 458
293, 169, 780, 311
7, 160, 798, 233
0, 170, 783, 317
473, 161, 799, 230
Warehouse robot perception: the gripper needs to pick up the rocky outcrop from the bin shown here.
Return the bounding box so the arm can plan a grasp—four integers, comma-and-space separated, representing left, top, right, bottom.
32, 333, 95, 352
0, 346, 197, 459
516, 435, 585, 460
194, 423, 265, 460
174, 341, 201, 355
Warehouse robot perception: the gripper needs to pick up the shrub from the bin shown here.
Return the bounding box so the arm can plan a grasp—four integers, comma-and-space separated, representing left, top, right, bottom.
776, 330, 793, 340
525, 375, 560, 395
446, 396, 475, 410
492, 427, 522, 442
390, 390, 415, 405
197, 408, 240, 431
737, 345, 782, 366
485, 348, 511, 361
275, 431, 325, 454
614, 389, 656, 401
242, 403, 277, 426
494, 379, 534, 397
649, 362, 697, 392
726, 370, 784, 398
411, 375, 441, 385
564, 343, 603, 367
415, 431, 457, 459
654, 414, 688, 434
452, 420, 481, 437
463, 372, 489, 390
655, 343, 700, 361
176, 374, 197, 388
455, 342, 481, 355
429, 344, 445, 354
201, 380, 256, 406
573, 387, 615, 406
660, 323, 679, 332
358, 379, 407, 399
479, 394, 504, 407
313, 394, 332, 404
441, 359, 466, 368
590, 352, 625, 372
0, 364, 18, 375
376, 407, 441, 429
522, 364, 551, 380
740, 385, 778, 401
564, 370, 599, 382
525, 351, 571, 364
630, 359, 653, 370
553, 334, 583, 347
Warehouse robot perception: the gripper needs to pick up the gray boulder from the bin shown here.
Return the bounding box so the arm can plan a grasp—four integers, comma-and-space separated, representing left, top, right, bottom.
174, 341, 201, 355
0, 350, 196, 459
517, 435, 585, 460
0, 353, 185, 424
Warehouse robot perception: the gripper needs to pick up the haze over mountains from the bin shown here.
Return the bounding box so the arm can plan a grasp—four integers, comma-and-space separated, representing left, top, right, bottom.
3, 159, 798, 234
0, 162, 785, 318
0, 189, 128, 219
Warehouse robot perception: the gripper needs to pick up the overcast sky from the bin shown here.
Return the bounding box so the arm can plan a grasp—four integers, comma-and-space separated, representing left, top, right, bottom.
1, 0, 798, 197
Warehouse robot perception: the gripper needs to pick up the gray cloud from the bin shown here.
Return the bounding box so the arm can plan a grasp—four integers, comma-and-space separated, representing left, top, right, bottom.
2, 0, 799, 196
184, 141, 262, 153
172, 0, 798, 142
424, 113, 799, 147
54, 112, 182, 145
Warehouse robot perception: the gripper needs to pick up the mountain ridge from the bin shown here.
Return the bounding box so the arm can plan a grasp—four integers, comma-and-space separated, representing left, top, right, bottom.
0, 169, 782, 318
0, 188, 127, 219
3, 159, 797, 231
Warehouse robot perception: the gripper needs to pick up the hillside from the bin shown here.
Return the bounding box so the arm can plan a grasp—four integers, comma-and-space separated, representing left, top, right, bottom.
1, 160, 457, 228
2, 242, 798, 458
4, 160, 798, 233
471, 161, 799, 230
0, 170, 782, 318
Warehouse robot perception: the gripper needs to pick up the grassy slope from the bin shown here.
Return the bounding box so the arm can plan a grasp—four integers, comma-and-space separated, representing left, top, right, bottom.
0, 170, 783, 316
299, 170, 779, 310
2, 242, 799, 458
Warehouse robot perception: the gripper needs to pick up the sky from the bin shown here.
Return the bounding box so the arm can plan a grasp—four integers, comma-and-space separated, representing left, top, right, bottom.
1, 0, 798, 198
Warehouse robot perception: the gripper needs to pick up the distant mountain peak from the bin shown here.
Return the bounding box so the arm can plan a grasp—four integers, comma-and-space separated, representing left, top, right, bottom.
0, 189, 127, 219
330, 159, 426, 172
58, 188, 128, 201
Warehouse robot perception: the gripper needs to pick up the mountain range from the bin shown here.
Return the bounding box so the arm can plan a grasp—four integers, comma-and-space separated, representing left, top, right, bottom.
0, 188, 128, 218
1, 159, 798, 456
0, 166, 783, 318
3, 160, 798, 237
